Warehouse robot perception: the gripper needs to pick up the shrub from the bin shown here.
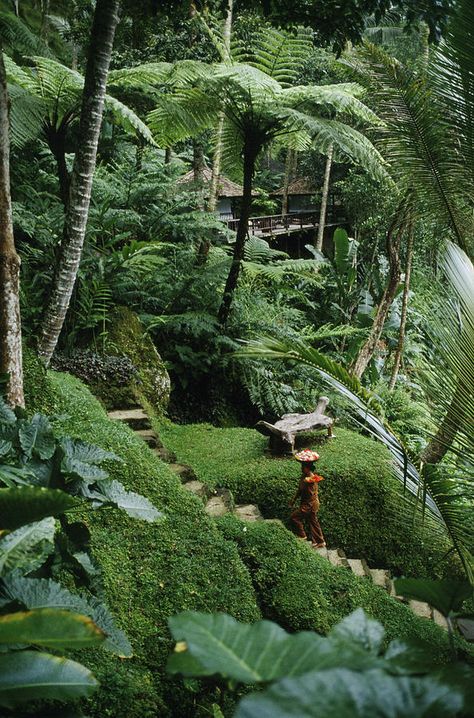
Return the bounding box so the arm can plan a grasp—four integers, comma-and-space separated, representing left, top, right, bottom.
158, 422, 456, 579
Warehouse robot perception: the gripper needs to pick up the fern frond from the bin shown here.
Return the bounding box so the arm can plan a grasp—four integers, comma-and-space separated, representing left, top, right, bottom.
104, 94, 154, 144
233, 26, 313, 87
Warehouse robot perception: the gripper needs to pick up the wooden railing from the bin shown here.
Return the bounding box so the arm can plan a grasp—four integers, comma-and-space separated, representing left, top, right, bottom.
223, 211, 319, 235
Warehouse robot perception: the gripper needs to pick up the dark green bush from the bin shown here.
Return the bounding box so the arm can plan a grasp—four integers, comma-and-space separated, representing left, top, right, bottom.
158, 422, 456, 578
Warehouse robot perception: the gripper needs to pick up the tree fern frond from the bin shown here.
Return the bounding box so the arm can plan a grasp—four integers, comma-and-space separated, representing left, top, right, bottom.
282, 82, 381, 125
0, 10, 53, 57
234, 26, 313, 87
103, 94, 154, 144
8, 85, 47, 148
107, 62, 173, 90
243, 236, 288, 262
278, 109, 388, 182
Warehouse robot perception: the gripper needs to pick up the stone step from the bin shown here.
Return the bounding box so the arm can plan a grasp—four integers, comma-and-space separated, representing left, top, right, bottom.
327, 548, 349, 568
154, 447, 176, 463
432, 609, 449, 631
134, 429, 160, 447
183, 480, 209, 500
408, 600, 432, 620
205, 488, 234, 518
107, 408, 151, 430
234, 504, 263, 522
169, 463, 196, 482
370, 569, 391, 590
347, 558, 371, 578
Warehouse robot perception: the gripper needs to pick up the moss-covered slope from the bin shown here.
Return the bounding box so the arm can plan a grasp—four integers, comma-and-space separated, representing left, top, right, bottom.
158, 422, 454, 579
26, 369, 259, 718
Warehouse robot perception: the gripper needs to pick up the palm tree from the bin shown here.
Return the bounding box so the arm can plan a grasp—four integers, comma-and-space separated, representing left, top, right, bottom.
37, 0, 120, 366
4, 54, 154, 206
147, 27, 386, 325
0, 44, 23, 407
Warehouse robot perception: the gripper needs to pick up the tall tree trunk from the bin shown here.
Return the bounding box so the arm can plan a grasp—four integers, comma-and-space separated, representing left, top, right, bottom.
37, 0, 120, 366
218, 141, 259, 325
389, 222, 414, 390
315, 144, 333, 252
352, 211, 407, 379
207, 0, 233, 214
193, 140, 205, 211
0, 48, 24, 407
46, 126, 70, 207
281, 149, 297, 216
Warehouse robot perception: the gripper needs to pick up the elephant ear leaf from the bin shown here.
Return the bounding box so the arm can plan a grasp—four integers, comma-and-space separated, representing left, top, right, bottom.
19, 414, 56, 460
394, 578, 473, 617
59, 438, 120, 484
0, 651, 98, 708
235, 668, 463, 718
0, 517, 55, 577
0, 398, 16, 425
0, 487, 80, 530
86, 480, 162, 523
328, 608, 385, 655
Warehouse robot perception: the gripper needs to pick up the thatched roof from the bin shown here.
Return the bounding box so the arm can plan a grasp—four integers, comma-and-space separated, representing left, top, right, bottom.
272, 177, 318, 196
177, 167, 249, 197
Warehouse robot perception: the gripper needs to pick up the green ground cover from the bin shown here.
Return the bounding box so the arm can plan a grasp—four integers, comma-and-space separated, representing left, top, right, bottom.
158, 421, 455, 579
25, 365, 260, 718
217, 516, 462, 659
22, 360, 467, 716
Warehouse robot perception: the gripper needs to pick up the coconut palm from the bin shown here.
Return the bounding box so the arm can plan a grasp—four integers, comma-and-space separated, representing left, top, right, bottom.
37, 0, 120, 366
146, 27, 386, 325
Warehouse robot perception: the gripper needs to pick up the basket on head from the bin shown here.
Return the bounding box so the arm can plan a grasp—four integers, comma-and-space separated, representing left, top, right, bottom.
294, 449, 320, 462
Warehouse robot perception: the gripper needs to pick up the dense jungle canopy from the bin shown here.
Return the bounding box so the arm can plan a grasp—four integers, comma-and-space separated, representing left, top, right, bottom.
0, 0, 473, 716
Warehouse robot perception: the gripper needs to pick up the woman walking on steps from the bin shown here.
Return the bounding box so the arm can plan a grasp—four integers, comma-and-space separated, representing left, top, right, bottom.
289, 449, 326, 548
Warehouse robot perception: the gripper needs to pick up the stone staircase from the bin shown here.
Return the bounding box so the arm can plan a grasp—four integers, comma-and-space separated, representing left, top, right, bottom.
107, 406, 448, 631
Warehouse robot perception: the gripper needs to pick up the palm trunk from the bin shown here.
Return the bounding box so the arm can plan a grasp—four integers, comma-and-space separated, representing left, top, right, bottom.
315, 144, 333, 252
37, 0, 120, 366
389, 222, 414, 390
218, 140, 259, 325
352, 213, 405, 379
207, 0, 233, 214
0, 48, 24, 407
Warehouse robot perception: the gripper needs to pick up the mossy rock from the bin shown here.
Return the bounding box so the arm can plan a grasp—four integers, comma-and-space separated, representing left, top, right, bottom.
105, 307, 170, 413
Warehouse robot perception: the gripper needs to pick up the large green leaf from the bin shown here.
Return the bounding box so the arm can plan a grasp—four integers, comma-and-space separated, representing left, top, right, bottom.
0, 575, 132, 657
0, 608, 104, 648
329, 608, 385, 655
19, 414, 56, 460
168, 611, 379, 683
394, 579, 472, 617
59, 438, 119, 484
0, 517, 55, 576
0, 487, 79, 530
87, 480, 162, 523
0, 398, 16, 425
0, 651, 98, 708
235, 668, 463, 718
